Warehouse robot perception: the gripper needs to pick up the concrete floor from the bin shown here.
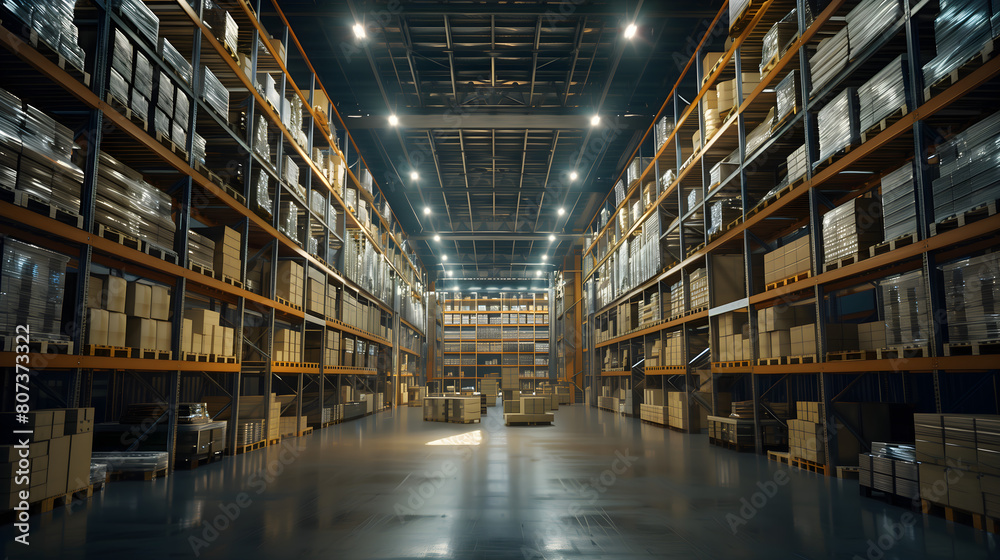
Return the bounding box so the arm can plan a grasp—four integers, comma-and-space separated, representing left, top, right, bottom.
3, 403, 999, 559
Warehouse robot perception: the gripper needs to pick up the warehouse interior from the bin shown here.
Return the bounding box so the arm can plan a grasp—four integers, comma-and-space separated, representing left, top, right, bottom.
1, 0, 1000, 557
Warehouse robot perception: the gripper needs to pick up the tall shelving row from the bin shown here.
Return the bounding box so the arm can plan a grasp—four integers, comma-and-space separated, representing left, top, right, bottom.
0, 0, 427, 468
568, 0, 1000, 467
437, 292, 551, 392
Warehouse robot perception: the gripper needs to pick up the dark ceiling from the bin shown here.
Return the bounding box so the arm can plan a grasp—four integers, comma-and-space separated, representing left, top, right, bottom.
275, 0, 724, 282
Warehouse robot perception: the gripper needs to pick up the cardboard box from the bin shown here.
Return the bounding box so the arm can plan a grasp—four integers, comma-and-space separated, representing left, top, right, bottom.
192, 333, 203, 355
125, 282, 152, 318
125, 317, 157, 349
155, 320, 172, 353
149, 284, 171, 320
105, 312, 126, 347
63, 408, 93, 435
87, 308, 109, 346
101, 275, 127, 313
66, 431, 93, 492
211, 324, 224, 355
87, 276, 104, 308
46, 436, 71, 497
222, 327, 235, 357
181, 318, 194, 353
184, 308, 220, 333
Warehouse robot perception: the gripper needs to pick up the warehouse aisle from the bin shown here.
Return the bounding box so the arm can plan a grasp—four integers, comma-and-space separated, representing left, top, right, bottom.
3, 405, 998, 559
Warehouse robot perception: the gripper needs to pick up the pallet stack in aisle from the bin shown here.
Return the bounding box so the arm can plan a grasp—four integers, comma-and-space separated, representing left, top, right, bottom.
788, 402, 826, 465
204, 394, 282, 444
0, 238, 71, 345
667, 391, 700, 432
859, 442, 919, 499
914, 413, 1000, 519
0, 408, 94, 512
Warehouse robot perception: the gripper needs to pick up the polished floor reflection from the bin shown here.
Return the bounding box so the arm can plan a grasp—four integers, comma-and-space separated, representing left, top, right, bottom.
3, 404, 999, 559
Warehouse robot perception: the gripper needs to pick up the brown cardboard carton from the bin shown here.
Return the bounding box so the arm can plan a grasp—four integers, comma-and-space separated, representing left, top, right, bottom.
181, 318, 194, 353
107, 312, 127, 347
87, 309, 109, 346
46, 436, 71, 497
87, 276, 103, 309
191, 333, 202, 355
149, 284, 171, 321
222, 327, 235, 357
66, 432, 93, 492
156, 320, 172, 353
125, 317, 157, 349
184, 308, 220, 333
125, 282, 152, 318
101, 275, 127, 313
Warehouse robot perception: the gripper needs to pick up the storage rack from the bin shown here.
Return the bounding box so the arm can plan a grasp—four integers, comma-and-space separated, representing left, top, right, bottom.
554, 253, 584, 404
438, 292, 551, 392
0, 0, 428, 469
568, 0, 1000, 470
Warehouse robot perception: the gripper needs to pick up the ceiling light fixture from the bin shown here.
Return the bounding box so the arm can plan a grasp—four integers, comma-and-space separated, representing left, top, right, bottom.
446, 270, 452, 276
442, 255, 448, 261
353, 23, 366, 39
569, 171, 578, 181
423, 206, 431, 215
542, 255, 548, 261
590, 115, 601, 126
433, 234, 441, 242
624, 23, 637, 39
535, 270, 541, 277
557, 207, 565, 216
388, 114, 399, 126
410, 170, 419, 180
548, 234, 556, 242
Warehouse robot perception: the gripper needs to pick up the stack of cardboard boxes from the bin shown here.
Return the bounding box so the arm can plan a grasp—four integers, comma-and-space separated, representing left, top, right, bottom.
278, 416, 308, 437
789, 402, 826, 463
716, 312, 750, 362
276, 260, 304, 307
306, 267, 326, 316
182, 308, 235, 358
273, 328, 302, 362
640, 388, 667, 425
915, 413, 1000, 519
717, 73, 761, 114
667, 391, 700, 432
857, 322, 888, 351
204, 394, 283, 444
757, 305, 815, 359
1, 408, 93, 510
87, 276, 172, 355
202, 226, 241, 282
504, 396, 554, 425
763, 235, 812, 285
790, 324, 818, 357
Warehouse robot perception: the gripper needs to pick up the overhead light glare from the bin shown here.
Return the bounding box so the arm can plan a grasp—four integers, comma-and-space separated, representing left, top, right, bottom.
423, 206, 431, 215
548, 234, 556, 242
442, 255, 448, 261
590, 115, 601, 127
569, 171, 578, 181
557, 207, 565, 216
388, 114, 399, 126
624, 23, 637, 39
433, 234, 441, 242
353, 23, 366, 39
410, 171, 419, 180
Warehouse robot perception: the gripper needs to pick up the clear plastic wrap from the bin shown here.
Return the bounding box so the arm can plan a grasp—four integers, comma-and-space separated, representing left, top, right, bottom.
174, 89, 190, 129
815, 88, 859, 165
775, 70, 800, 124
655, 116, 674, 151
846, 0, 902, 59
255, 169, 271, 217
154, 108, 170, 136
200, 66, 229, 118
786, 144, 808, 183
924, 0, 993, 86
110, 0, 159, 46
203, 1, 238, 55
155, 71, 174, 114
279, 201, 300, 243
284, 155, 299, 189
171, 121, 186, 148
187, 229, 215, 269
880, 162, 917, 240
730, 0, 752, 30
111, 29, 134, 80
760, 10, 798, 76
931, 108, 1000, 221
359, 168, 373, 195
658, 168, 676, 195
133, 51, 153, 98
745, 107, 775, 155
709, 198, 742, 236
858, 55, 908, 132
90, 451, 169, 472
0, 237, 71, 338
821, 197, 882, 263
940, 252, 1000, 343
880, 269, 931, 347
253, 115, 270, 161
809, 27, 849, 93
627, 157, 650, 186
96, 151, 175, 248
613, 179, 626, 207
710, 160, 739, 186
157, 37, 192, 86
108, 68, 129, 104
192, 132, 206, 166
90, 462, 108, 484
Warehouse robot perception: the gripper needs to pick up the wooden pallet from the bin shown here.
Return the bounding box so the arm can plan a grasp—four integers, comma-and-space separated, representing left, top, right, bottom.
836, 465, 861, 479
96, 223, 141, 250
1, 335, 73, 354
767, 450, 791, 465
860, 105, 908, 143
825, 350, 878, 362
505, 419, 551, 426
155, 131, 189, 160
224, 183, 247, 206
142, 241, 179, 265
447, 418, 482, 424
28, 485, 95, 515
104, 92, 139, 124
83, 344, 130, 358
266, 438, 281, 446
822, 251, 867, 273
756, 356, 787, 366
749, 181, 796, 217
713, 360, 751, 368
921, 500, 1000, 534
235, 440, 266, 454
787, 354, 817, 364
708, 437, 755, 452
765, 270, 811, 291
219, 38, 239, 63
869, 233, 918, 258
930, 199, 999, 236
132, 348, 172, 360
182, 352, 209, 362
188, 261, 215, 278
876, 346, 929, 360
813, 144, 854, 173
923, 38, 998, 102
275, 295, 303, 311
209, 354, 237, 363
14, 190, 83, 228
791, 456, 830, 476
943, 340, 1000, 357
108, 467, 167, 481
218, 273, 244, 289
771, 106, 799, 133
